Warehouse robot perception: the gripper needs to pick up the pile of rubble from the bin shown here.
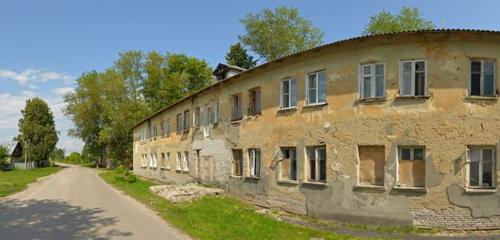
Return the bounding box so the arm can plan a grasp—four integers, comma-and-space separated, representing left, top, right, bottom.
149, 183, 225, 203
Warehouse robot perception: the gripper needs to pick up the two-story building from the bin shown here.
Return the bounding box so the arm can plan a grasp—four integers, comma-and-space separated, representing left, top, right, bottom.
132, 30, 500, 229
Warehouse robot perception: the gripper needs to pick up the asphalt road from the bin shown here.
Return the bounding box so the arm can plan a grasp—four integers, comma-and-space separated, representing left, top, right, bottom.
0, 165, 191, 240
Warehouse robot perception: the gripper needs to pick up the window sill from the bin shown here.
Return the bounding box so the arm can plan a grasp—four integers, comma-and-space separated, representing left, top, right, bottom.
277, 107, 298, 112
392, 186, 427, 193
356, 97, 387, 103
464, 96, 498, 101
353, 185, 386, 191
182, 129, 190, 133
277, 179, 299, 185
230, 119, 243, 124
303, 102, 327, 108
302, 181, 327, 187
230, 175, 243, 179
465, 188, 496, 193
245, 176, 260, 180
396, 95, 431, 99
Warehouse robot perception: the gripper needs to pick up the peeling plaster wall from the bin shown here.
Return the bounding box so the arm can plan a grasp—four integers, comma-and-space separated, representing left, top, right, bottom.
133, 32, 500, 229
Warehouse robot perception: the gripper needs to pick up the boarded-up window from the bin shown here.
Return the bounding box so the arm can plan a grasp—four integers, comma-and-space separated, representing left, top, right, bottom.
232, 149, 243, 176
398, 147, 425, 188
280, 147, 297, 181
307, 146, 326, 183
232, 94, 242, 120
358, 146, 385, 186
248, 87, 261, 115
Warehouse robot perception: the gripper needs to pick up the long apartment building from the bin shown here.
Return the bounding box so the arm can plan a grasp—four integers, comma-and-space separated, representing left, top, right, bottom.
132, 30, 500, 229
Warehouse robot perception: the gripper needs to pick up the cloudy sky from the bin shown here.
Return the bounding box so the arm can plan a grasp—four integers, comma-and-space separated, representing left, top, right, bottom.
2, 0, 500, 154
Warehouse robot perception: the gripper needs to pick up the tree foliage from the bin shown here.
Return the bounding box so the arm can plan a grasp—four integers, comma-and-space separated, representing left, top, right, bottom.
239, 6, 324, 62
225, 43, 256, 69
0, 145, 8, 162
18, 98, 58, 165
51, 148, 65, 162
64, 152, 82, 164
65, 51, 212, 167
363, 6, 435, 35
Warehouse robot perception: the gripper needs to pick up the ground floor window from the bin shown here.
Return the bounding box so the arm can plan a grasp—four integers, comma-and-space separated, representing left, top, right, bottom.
141, 154, 147, 168
306, 146, 326, 183
280, 147, 297, 181
232, 149, 243, 176
467, 147, 495, 189
176, 152, 182, 171
165, 152, 171, 170
358, 146, 385, 186
397, 147, 425, 188
248, 149, 261, 177
182, 151, 189, 172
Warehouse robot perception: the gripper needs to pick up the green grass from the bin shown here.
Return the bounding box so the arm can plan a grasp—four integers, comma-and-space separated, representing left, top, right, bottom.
0, 167, 61, 197
100, 170, 384, 240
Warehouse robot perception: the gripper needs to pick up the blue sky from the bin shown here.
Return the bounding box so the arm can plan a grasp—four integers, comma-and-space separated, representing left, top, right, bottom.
1, 0, 500, 154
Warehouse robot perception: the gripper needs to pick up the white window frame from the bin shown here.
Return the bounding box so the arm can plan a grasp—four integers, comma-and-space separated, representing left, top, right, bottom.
248, 149, 261, 178
466, 146, 496, 189
280, 78, 297, 109
176, 152, 182, 171
399, 60, 428, 97
182, 151, 189, 172
306, 71, 326, 105
469, 59, 496, 97
359, 63, 385, 99
396, 146, 426, 188
306, 146, 326, 183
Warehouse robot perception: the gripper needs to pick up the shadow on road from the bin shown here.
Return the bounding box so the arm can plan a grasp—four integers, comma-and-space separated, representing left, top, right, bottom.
0, 198, 133, 239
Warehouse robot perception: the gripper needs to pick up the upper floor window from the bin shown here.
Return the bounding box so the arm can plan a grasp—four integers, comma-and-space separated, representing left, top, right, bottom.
467, 147, 495, 189
183, 110, 190, 131
359, 63, 385, 99
306, 146, 326, 183
470, 60, 495, 97
214, 101, 221, 123
140, 128, 147, 143
231, 94, 243, 121
176, 113, 182, 133
194, 107, 200, 127
160, 120, 166, 137
150, 124, 158, 139
400, 60, 427, 97
248, 87, 261, 115
280, 78, 297, 109
204, 104, 211, 127
306, 71, 326, 105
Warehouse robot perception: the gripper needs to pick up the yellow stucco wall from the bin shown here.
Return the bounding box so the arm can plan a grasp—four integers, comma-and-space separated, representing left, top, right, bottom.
132, 31, 500, 228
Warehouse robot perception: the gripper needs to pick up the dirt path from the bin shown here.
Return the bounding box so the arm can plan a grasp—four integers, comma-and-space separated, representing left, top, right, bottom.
0, 165, 191, 240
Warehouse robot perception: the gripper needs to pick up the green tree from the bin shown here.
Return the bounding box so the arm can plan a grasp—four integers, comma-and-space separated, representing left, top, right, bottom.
51, 148, 65, 163
18, 98, 58, 168
143, 52, 213, 111
363, 6, 435, 35
239, 6, 324, 62
225, 43, 256, 69
65, 152, 82, 164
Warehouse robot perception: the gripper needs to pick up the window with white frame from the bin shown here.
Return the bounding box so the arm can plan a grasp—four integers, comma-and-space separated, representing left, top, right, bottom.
400, 60, 427, 97
166, 152, 171, 170
248, 149, 261, 177
280, 147, 297, 181
360, 63, 385, 99
151, 153, 157, 168
470, 60, 495, 97
176, 152, 182, 171
182, 151, 189, 172
176, 114, 182, 133
306, 146, 326, 182
280, 78, 297, 109
467, 147, 495, 189
306, 71, 326, 105
397, 147, 425, 188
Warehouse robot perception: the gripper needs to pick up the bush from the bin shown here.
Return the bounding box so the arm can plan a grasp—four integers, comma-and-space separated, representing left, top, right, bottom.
114, 165, 137, 183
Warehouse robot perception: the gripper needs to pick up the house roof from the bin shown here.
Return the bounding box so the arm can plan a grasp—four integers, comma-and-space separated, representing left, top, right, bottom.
212, 63, 247, 75
131, 29, 500, 129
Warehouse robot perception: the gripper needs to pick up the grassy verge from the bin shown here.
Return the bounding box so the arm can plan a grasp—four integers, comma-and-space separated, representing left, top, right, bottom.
100, 170, 382, 240
0, 166, 61, 197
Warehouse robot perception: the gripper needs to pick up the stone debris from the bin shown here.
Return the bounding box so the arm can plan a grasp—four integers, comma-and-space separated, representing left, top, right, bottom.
149, 183, 224, 203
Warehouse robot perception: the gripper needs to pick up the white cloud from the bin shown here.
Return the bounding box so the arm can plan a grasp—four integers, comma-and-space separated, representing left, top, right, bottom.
0, 68, 73, 86
53, 87, 74, 96
21, 90, 36, 98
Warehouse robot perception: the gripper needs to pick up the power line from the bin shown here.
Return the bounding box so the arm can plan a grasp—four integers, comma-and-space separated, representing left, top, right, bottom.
0, 100, 66, 121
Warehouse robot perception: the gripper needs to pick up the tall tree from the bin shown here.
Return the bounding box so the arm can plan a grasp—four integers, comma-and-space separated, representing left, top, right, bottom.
363, 6, 435, 35
225, 43, 256, 69
18, 98, 58, 168
239, 6, 324, 62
